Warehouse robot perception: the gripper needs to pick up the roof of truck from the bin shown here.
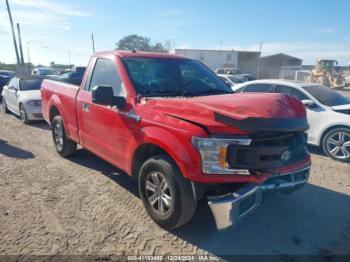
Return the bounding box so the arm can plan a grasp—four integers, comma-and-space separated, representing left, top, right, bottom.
94, 50, 190, 59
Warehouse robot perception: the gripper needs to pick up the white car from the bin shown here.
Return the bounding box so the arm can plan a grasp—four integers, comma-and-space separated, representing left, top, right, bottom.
217, 74, 245, 87
1, 76, 44, 123
233, 79, 350, 162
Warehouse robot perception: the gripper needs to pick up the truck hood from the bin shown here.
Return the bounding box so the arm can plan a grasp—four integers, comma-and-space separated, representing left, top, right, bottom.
144, 93, 308, 134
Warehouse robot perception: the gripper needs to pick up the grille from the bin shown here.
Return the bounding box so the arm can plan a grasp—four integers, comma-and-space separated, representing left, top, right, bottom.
250, 132, 302, 147
226, 131, 307, 170
33, 113, 43, 118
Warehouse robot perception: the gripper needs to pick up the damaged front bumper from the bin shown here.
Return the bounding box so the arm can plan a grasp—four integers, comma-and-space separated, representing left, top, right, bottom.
207, 166, 310, 230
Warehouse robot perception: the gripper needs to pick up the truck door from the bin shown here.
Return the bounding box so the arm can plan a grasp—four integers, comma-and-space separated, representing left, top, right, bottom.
76, 57, 130, 169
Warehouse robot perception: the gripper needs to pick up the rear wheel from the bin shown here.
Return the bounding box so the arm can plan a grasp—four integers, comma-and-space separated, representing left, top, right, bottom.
322, 128, 350, 162
52, 115, 77, 157
19, 104, 29, 124
138, 155, 197, 230
1, 98, 9, 113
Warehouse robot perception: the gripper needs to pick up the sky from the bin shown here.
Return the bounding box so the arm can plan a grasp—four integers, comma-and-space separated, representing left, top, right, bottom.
1, 0, 350, 66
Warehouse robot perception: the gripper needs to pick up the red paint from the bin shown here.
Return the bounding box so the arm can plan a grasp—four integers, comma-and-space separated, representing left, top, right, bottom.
41, 51, 311, 184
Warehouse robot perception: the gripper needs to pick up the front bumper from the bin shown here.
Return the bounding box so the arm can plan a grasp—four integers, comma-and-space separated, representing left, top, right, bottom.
26, 106, 43, 120
208, 166, 310, 230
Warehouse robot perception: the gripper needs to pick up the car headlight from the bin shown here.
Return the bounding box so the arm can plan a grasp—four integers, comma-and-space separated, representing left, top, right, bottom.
191, 136, 252, 175
27, 100, 41, 107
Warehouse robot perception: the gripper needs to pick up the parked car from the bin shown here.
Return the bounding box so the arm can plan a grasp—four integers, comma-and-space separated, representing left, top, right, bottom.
0, 70, 16, 78
0, 70, 16, 102
32, 67, 60, 77
58, 69, 85, 86
236, 73, 256, 81
1, 75, 45, 123
217, 74, 245, 87
215, 67, 242, 75
41, 51, 311, 230
233, 79, 350, 162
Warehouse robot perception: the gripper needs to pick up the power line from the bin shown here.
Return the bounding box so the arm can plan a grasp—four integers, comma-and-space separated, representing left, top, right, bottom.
28, 41, 91, 58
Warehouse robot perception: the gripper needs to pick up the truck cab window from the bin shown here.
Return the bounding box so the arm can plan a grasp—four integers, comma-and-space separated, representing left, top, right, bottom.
89, 58, 125, 96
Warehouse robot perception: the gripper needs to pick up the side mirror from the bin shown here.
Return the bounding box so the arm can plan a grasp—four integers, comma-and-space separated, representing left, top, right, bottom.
8, 86, 17, 92
302, 99, 316, 108
92, 85, 114, 106
91, 85, 126, 109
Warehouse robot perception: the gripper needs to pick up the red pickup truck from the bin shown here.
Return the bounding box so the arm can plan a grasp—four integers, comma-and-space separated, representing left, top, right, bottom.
41, 51, 311, 230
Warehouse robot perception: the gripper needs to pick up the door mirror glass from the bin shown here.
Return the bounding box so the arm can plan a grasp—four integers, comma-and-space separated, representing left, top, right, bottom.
302, 99, 316, 108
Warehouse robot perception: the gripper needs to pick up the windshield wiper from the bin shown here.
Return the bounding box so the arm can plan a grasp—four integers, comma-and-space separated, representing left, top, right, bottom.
142, 90, 184, 97
182, 89, 233, 96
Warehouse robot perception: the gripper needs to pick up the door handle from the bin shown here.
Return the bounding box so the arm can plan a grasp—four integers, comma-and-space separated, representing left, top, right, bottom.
82, 103, 89, 112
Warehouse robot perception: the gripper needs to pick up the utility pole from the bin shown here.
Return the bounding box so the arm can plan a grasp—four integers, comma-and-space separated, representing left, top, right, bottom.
91, 33, 95, 53
5, 0, 21, 71
27, 42, 31, 74
16, 23, 25, 73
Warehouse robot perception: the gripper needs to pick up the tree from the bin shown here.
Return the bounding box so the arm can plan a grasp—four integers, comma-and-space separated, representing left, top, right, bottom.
116, 34, 168, 53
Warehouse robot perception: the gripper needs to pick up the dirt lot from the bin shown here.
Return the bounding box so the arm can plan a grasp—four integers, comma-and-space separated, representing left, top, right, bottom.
0, 108, 350, 260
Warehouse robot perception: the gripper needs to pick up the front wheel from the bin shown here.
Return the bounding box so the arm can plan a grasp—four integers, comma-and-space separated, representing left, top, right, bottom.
52, 115, 77, 157
19, 104, 29, 124
2, 98, 9, 113
322, 128, 350, 162
139, 155, 197, 230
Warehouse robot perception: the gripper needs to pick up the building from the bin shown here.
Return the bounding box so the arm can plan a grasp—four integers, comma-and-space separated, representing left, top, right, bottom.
174, 49, 261, 76
259, 53, 303, 79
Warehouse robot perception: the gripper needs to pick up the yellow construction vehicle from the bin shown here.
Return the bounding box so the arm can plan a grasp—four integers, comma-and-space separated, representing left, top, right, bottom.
307, 59, 346, 89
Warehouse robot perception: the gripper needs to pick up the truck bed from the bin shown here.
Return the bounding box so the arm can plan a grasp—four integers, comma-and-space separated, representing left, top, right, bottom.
41, 79, 80, 143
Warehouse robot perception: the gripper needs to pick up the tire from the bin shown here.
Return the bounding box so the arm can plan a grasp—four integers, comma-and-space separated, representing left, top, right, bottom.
2, 98, 9, 113
322, 127, 350, 163
52, 115, 77, 157
19, 104, 30, 124
138, 155, 197, 230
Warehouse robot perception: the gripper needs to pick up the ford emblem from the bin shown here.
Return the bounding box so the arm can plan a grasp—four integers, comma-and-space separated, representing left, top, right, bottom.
281, 150, 291, 162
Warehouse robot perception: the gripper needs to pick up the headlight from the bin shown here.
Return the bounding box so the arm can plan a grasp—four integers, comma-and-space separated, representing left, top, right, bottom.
27, 100, 41, 107
192, 136, 251, 175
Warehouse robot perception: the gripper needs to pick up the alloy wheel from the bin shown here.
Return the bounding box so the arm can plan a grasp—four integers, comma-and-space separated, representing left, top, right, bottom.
20, 105, 27, 122
145, 171, 173, 216
53, 122, 64, 151
326, 131, 350, 160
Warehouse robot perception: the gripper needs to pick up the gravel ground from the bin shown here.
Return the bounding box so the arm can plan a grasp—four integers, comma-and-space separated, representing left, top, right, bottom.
0, 109, 349, 260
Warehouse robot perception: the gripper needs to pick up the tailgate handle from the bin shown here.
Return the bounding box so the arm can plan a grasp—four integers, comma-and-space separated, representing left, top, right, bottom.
82, 103, 89, 112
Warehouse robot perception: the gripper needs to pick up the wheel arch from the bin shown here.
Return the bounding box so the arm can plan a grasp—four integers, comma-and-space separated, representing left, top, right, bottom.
319, 124, 350, 146
131, 143, 178, 180
49, 105, 61, 124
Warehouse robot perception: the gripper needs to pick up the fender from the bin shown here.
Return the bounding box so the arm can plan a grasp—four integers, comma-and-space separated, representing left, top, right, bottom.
131, 126, 199, 179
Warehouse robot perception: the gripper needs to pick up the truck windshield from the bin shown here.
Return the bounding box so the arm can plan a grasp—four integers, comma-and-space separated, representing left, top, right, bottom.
122, 58, 233, 97
19, 78, 44, 91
